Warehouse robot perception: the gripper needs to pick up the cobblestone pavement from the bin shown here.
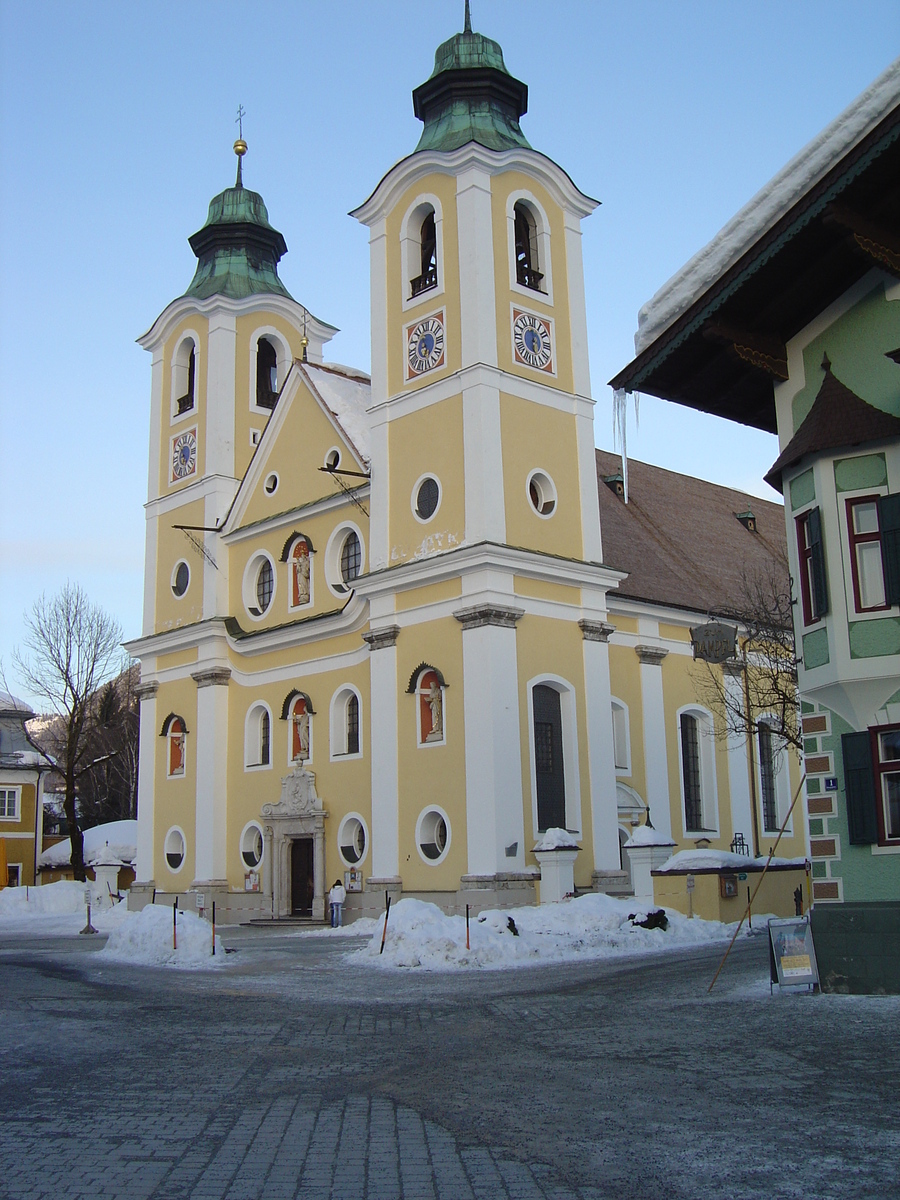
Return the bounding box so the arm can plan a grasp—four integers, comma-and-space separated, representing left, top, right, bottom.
1, 929, 898, 1200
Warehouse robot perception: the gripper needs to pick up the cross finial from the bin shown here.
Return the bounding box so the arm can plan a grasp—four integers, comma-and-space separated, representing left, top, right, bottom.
236, 104, 246, 140
464, 0, 472, 33
233, 105, 248, 186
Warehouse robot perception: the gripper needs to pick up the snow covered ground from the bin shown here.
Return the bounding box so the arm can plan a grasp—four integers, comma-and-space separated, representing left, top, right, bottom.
0, 880, 130, 937
358, 894, 743, 971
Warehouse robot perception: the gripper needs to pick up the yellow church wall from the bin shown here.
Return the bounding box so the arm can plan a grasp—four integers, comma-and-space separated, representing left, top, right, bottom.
658, 623, 692, 645
155, 497, 206, 633
386, 393, 465, 564
154, 678, 198, 888
513, 576, 580, 606
395, 618, 467, 893
385, 172, 462, 399
490, 170, 574, 395
156, 647, 199, 671
499, 394, 584, 559
607, 642, 648, 805
394, 577, 462, 612
608, 613, 638, 635
160, 316, 209, 497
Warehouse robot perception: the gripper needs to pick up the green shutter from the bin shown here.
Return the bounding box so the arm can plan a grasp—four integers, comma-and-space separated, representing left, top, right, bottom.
807, 506, 829, 618
842, 731, 878, 845
878, 494, 900, 606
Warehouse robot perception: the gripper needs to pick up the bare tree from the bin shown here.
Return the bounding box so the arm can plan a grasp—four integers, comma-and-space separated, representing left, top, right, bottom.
76, 665, 140, 827
697, 554, 801, 753
14, 584, 124, 880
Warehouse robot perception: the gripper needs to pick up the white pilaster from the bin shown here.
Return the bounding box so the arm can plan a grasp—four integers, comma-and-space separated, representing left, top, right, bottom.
580, 624, 620, 871
576, 402, 603, 563
368, 218, 388, 408
191, 667, 230, 884
456, 166, 497, 369
368, 416, 390, 573
723, 666, 756, 854
564, 213, 592, 399
462, 381, 506, 543
366, 627, 400, 878
636, 639, 673, 841
134, 683, 158, 881
456, 608, 525, 874
205, 309, 237, 478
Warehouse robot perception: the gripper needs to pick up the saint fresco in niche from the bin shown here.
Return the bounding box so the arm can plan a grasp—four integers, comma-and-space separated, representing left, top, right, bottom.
290, 538, 311, 607
417, 669, 444, 744
289, 695, 311, 762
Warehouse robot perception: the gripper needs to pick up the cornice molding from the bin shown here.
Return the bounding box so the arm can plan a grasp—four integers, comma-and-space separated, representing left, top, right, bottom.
453, 604, 524, 630
191, 667, 232, 689
578, 619, 615, 643
635, 644, 669, 666
134, 681, 159, 701
362, 625, 401, 652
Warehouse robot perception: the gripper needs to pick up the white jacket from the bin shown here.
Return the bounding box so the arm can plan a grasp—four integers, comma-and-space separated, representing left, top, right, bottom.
329, 883, 346, 905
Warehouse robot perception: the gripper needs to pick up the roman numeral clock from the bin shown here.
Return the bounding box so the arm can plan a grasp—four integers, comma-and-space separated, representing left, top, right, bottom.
512, 309, 554, 373
406, 312, 445, 380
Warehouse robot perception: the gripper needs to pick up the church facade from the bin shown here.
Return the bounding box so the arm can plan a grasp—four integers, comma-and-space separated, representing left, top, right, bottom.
127, 16, 807, 923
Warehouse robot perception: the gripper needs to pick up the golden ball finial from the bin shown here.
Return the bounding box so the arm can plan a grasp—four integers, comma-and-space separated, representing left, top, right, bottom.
234, 138, 248, 157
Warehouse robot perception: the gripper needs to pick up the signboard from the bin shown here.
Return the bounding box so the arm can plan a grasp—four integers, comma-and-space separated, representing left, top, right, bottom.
244, 873, 259, 893
768, 917, 819, 989
195, 892, 205, 910
345, 868, 363, 893
686, 874, 695, 892
824, 776, 838, 792
690, 622, 737, 664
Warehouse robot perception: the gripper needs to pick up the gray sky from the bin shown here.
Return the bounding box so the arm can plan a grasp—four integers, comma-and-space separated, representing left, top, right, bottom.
1, 1, 897, 705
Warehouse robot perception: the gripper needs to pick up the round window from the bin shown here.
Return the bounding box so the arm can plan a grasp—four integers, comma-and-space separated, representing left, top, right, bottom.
338, 815, 368, 866
325, 449, 341, 471
340, 531, 361, 585
264, 473, 279, 495
415, 477, 440, 521
240, 823, 263, 869
527, 470, 557, 517
417, 808, 450, 864
172, 561, 190, 597
164, 827, 185, 872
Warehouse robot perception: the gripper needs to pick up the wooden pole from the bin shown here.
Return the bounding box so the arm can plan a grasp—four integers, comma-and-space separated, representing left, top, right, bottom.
173, 896, 178, 952
379, 891, 392, 955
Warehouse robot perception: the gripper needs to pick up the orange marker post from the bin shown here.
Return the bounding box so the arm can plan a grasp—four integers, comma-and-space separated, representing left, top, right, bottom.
379, 892, 392, 955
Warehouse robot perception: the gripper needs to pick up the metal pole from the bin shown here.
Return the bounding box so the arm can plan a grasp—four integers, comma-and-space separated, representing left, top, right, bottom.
379, 891, 392, 955
173, 897, 178, 952
466, 903, 470, 950
212, 900, 216, 956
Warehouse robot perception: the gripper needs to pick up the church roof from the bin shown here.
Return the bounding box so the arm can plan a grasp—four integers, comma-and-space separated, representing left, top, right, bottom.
412, 8, 530, 154
184, 156, 292, 301
595, 449, 788, 618
764, 359, 900, 491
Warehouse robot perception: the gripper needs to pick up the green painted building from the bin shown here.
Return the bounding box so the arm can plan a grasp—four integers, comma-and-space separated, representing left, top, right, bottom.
611, 60, 900, 993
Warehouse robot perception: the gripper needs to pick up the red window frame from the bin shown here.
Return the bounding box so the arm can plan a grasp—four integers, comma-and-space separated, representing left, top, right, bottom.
870, 723, 900, 845
796, 511, 819, 626
846, 495, 888, 614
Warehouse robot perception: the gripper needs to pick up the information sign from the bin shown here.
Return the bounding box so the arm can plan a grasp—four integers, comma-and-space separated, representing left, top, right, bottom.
686, 874, 695, 892
768, 917, 819, 989
690, 622, 737, 664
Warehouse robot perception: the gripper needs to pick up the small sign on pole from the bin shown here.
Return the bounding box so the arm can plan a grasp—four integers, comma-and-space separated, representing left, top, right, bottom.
768, 917, 819, 992
690, 622, 737, 664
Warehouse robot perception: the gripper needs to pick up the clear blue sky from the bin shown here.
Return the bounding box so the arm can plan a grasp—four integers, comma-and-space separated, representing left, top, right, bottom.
1, 1, 897, 705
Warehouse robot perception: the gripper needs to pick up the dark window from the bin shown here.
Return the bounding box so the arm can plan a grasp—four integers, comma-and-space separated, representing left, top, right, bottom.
259, 709, 270, 766
176, 345, 195, 414
796, 507, 828, 624
878, 493, 900, 606
256, 559, 273, 612
347, 693, 360, 755
514, 202, 544, 291
533, 685, 565, 830
416, 477, 439, 520
172, 561, 189, 597
680, 713, 702, 831
256, 338, 279, 409
846, 497, 887, 612
843, 730, 879, 844
341, 532, 361, 584
758, 722, 778, 833
410, 211, 437, 298
873, 726, 900, 843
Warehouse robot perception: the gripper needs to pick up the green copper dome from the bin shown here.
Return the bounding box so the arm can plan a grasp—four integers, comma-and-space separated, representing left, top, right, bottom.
412, 10, 531, 154
184, 160, 293, 301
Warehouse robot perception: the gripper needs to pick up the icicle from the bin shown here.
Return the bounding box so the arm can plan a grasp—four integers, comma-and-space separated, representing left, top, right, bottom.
612, 387, 629, 503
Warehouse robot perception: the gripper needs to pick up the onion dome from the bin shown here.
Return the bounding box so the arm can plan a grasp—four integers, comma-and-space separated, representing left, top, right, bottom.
184, 140, 293, 301
412, 3, 531, 154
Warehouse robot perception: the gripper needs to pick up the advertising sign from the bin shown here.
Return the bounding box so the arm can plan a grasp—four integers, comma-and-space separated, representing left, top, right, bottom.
768, 917, 819, 989
690, 622, 737, 664
345, 868, 363, 893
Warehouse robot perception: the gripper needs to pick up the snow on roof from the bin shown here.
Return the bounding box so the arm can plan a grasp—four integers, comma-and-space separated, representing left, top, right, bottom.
302, 362, 371, 464
634, 57, 900, 355
655, 849, 806, 873
39, 819, 137, 869
533, 827, 580, 851
0, 691, 33, 714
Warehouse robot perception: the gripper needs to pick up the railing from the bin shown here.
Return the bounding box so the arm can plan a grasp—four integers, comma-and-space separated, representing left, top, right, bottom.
410, 265, 438, 298
516, 263, 545, 291
256, 390, 278, 411
176, 393, 194, 415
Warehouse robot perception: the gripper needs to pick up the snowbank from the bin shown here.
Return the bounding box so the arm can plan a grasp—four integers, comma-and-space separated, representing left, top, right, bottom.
0, 879, 130, 935
361, 894, 734, 971
39, 819, 137, 869
99, 903, 225, 969
656, 849, 807, 873
625, 825, 676, 848
534, 827, 579, 851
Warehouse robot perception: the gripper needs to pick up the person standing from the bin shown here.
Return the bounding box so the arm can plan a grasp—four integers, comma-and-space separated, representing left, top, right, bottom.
329, 878, 346, 927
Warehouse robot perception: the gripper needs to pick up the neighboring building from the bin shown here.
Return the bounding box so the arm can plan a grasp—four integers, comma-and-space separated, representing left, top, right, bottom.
126, 14, 806, 924
0, 692, 52, 886
611, 61, 900, 991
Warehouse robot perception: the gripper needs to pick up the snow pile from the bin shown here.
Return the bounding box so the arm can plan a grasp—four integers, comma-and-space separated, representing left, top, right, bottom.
0, 879, 88, 917
534, 827, 579, 851
657, 849, 807, 873
361, 894, 733, 971
99, 903, 224, 969
625, 825, 676, 848
39, 819, 137, 869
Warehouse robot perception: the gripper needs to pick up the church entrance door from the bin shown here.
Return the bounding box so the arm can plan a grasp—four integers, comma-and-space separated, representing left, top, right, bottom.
290, 838, 314, 915
534, 684, 566, 831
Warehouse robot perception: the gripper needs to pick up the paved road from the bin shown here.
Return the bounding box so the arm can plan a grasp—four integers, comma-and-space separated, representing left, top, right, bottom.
1, 927, 897, 1200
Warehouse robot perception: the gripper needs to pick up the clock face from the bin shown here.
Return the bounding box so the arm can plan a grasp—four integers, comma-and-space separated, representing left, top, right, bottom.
171, 428, 197, 481
406, 313, 445, 378
513, 310, 553, 372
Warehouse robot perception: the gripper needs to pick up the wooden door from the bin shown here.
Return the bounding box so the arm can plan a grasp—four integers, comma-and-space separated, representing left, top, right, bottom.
533, 684, 566, 831
290, 838, 314, 915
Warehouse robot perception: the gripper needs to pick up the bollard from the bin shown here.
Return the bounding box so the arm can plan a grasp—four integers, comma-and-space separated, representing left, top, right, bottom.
80, 884, 97, 935
173, 897, 178, 952
379, 891, 392, 955
466, 903, 470, 950
747, 886, 752, 931
212, 900, 216, 956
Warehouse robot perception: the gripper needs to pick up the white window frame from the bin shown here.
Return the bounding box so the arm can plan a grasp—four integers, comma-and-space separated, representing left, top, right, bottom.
526, 468, 558, 518
330, 685, 363, 760
506, 191, 554, 305
170, 331, 200, 423
6, 863, 21, 886
337, 812, 369, 868
525, 675, 582, 837
411, 473, 443, 525
400, 194, 444, 312
164, 826, 187, 874
244, 702, 273, 771
610, 698, 631, 775
415, 805, 452, 866
242, 551, 277, 620
756, 716, 793, 836
239, 820, 265, 871
839, 485, 896, 622
249, 327, 291, 415
324, 522, 365, 597
170, 559, 191, 599
676, 704, 719, 837
0, 786, 21, 822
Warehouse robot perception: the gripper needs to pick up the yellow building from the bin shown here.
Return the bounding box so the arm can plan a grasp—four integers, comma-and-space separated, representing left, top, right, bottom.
0, 693, 52, 887
127, 15, 807, 922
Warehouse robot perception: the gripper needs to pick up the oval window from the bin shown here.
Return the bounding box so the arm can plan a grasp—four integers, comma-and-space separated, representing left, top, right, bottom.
264, 473, 279, 495
172, 561, 190, 597
417, 808, 450, 863
415, 477, 440, 521
241, 824, 264, 869
256, 559, 274, 612
165, 827, 185, 872
340, 531, 361, 585
527, 470, 557, 517
339, 815, 367, 866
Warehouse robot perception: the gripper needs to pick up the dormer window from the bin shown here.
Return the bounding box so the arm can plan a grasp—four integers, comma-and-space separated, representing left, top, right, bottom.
256, 337, 278, 409
514, 202, 543, 291
174, 340, 196, 415
411, 210, 437, 298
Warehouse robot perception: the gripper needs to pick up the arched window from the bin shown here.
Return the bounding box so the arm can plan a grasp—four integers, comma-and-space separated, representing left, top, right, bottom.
678, 707, 719, 835
174, 339, 196, 415
340, 531, 361, 586
330, 686, 362, 758
411, 210, 437, 298
285, 692, 313, 765
162, 715, 187, 778
245, 704, 272, 769
533, 684, 565, 830
256, 337, 279, 409
758, 718, 791, 834
514, 201, 543, 291
611, 699, 631, 774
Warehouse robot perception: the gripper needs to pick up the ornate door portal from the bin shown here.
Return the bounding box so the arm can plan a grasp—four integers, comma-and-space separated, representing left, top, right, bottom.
262, 767, 328, 920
